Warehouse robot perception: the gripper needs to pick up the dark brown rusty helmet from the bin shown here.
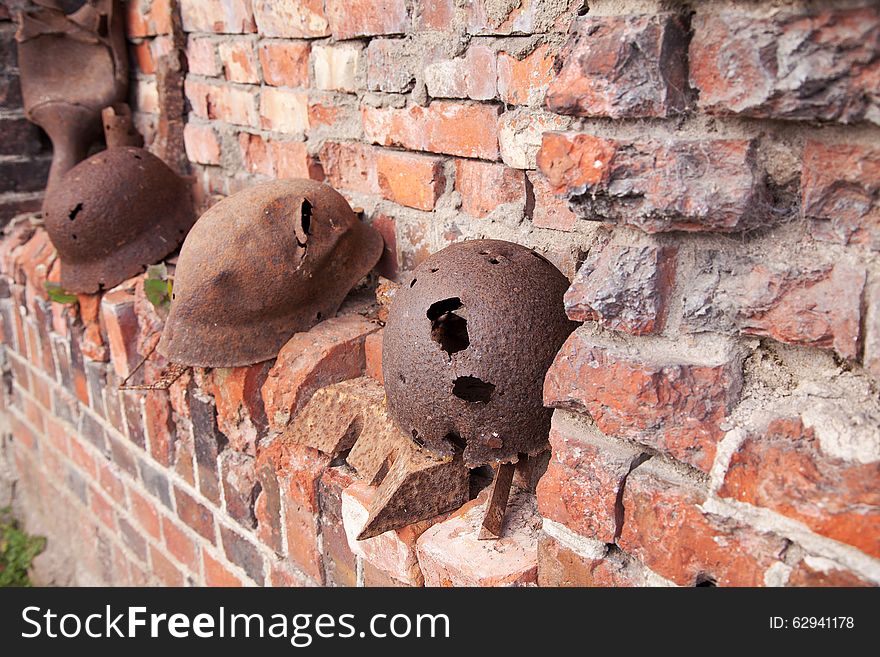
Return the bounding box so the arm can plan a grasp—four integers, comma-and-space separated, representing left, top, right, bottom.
157, 179, 384, 368
382, 239, 577, 468
42, 146, 195, 294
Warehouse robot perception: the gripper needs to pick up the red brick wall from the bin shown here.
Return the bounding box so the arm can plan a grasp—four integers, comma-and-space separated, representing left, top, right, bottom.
0, 0, 878, 587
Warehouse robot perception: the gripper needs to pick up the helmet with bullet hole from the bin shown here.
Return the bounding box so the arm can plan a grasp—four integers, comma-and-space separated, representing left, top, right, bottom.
382, 239, 577, 468
157, 179, 384, 368
42, 146, 195, 294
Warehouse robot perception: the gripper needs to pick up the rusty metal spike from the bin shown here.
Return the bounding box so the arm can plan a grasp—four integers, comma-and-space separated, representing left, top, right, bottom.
478, 461, 516, 540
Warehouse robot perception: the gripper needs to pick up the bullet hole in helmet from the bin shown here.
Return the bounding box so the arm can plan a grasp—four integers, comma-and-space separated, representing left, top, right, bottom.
452, 376, 495, 403
132, 153, 141, 160
488, 257, 500, 264
295, 199, 312, 249
430, 267, 439, 273
410, 278, 417, 287
411, 428, 424, 447
68, 202, 83, 221
445, 431, 466, 451
427, 297, 469, 356
316, 312, 322, 321
71, 234, 77, 240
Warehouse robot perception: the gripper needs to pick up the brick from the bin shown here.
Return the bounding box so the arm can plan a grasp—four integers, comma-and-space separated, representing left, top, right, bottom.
0, 156, 50, 194
209, 363, 270, 452
130, 41, 155, 75
272, 140, 322, 179
619, 460, 790, 587
99, 286, 140, 374
145, 389, 175, 466
719, 417, 880, 559
180, 0, 255, 34
318, 141, 378, 195
183, 123, 222, 165
415, 0, 454, 31
220, 451, 258, 528
787, 557, 874, 587
203, 549, 244, 586
318, 466, 358, 586
498, 108, 569, 170
118, 516, 148, 561
150, 546, 184, 586
363, 561, 409, 587
376, 150, 445, 211
867, 285, 880, 381
497, 44, 555, 106
538, 414, 648, 542
185, 79, 259, 126
238, 132, 273, 176
253, 0, 329, 38
464, 0, 578, 36
364, 331, 383, 385
90, 488, 115, 530
0, 116, 44, 156
129, 487, 162, 540
259, 41, 310, 87
218, 40, 260, 83
363, 101, 501, 160
454, 160, 526, 218
256, 440, 330, 580
259, 87, 309, 134
424, 45, 497, 101
690, 7, 880, 125
341, 480, 428, 586
537, 133, 767, 233
538, 533, 637, 587
326, 0, 409, 40
220, 525, 265, 584
685, 251, 863, 354
126, 0, 174, 37
312, 44, 361, 92
69, 436, 98, 478
268, 562, 312, 586
174, 486, 216, 543
79, 412, 107, 453
254, 460, 283, 553
544, 331, 742, 473
140, 458, 173, 508
547, 14, 689, 118
190, 393, 226, 504
565, 243, 676, 335
132, 78, 159, 114
366, 39, 417, 93
417, 489, 540, 586
186, 36, 221, 76
803, 141, 880, 251
371, 214, 397, 281
163, 516, 199, 572
123, 392, 146, 448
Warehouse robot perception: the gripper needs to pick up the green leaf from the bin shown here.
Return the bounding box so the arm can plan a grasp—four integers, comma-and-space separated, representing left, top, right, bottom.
144, 277, 172, 307
43, 282, 78, 305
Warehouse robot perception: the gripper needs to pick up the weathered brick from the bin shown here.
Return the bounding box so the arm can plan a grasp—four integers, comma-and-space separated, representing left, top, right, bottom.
203, 548, 244, 586
186, 36, 221, 77
498, 44, 555, 106
326, 0, 409, 40
538, 533, 638, 587
181, 0, 255, 34
690, 7, 880, 124
366, 39, 417, 93
498, 108, 569, 170
454, 159, 526, 218
424, 45, 497, 101
183, 122, 222, 165
126, 0, 174, 37
253, 0, 329, 38
318, 141, 378, 195
259, 41, 310, 87
537, 133, 766, 233
129, 486, 162, 540
376, 150, 445, 211
259, 87, 309, 134
220, 451, 258, 528
364, 330, 383, 385
620, 460, 790, 587
149, 546, 184, 586
417, 489, 540, 586
371, 214, 397, 281
185, 79, 259, 126
209, 362, 270, 452
218, 40, 260, 83
538, 413, 649, 542
118, 516, 148, 561
547, 13, 689, 118
527, 172, 576, 231
803, 141, 880, 251
719, 417, 880, 559
318, 466, 358, 586
787, 557, 874, 587
465, 0, 578, 36
363, 101, 501, 160
312, 43, 361, 92
145, 389, 176, 466
565, 243, 676, 335
162, 515, 199, 572
190, 392, 226, 504
544, 331, 742, 473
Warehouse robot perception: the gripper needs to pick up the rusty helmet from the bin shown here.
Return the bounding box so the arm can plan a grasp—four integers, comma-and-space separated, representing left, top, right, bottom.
157, 179, 384, 368
382, 239, 577, 468
42, 146, 195, 294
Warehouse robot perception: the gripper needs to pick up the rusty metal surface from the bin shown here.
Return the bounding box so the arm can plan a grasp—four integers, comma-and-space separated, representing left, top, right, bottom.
16, 0, 128, 195
42, 146, 195, 293
101, 103, 143, 148
158, 179, 384, 368
478, 462, 515, 540
383, 239, 577, 468
357, 447, 468, 540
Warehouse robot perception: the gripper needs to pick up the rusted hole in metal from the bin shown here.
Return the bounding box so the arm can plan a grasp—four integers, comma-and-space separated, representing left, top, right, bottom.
411, 428, 424, 446
445, 431, 466, 451
132, 153, 141, 160
488, 257, 500, 264
399, 374, 406, 384
430, 267, 439, 273
427, 297, 469, 355
452, 376, 495, 403
71, 234, 77, 240
409, 278, 417, 287
68, 202, 82, 221
301, 199, 311, 235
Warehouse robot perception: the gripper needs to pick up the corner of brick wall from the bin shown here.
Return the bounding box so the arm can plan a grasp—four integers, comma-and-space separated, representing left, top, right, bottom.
1, 0, 878, 587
